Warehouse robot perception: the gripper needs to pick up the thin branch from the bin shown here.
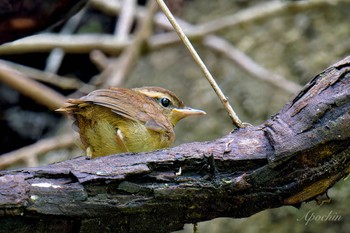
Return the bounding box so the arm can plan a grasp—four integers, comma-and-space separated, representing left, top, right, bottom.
99, 0, 158, 88
0, 0, 305, 94
203, 36, 302, 94
86, 0, 350, 52
88, 0, 122, 16
151, 0, 349, 47
0, 0, 326, 110
0, 59, 86, 90
156, 0, 243, 128
0, 1, 300, 105
90, 0, 192, 30
89, 49, 111, 71
1, 0, 345, 55
0, 34, 131, 55
0, 62, 66, 110
145, 12, 302, 95
114, 0, 136, 40
0, 133, 76, 169
45, 8, 86, 74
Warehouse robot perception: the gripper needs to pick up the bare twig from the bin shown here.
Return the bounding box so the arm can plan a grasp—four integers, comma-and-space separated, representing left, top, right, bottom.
89, 0, 122, 15
91, 0, 191, 30
0, 62, 66, 110
0, 34, 130, 55
151, 0, 349, 48
156, 0, 243, 128
0, 133, 76, 169
0, 0, 333, 106
153, 20, 301, 94
0, 0, 306, 97
1, 0, 345, 54
0, 59, 85, 90
45, 9, 86, 74
150, 11, 301, 95
114, 0, 136, 40
0, 1, 306, 95
89, 49, 111, 71
89, 0, 137, 86
203, 36, 302, 94
99, 0, 158, 88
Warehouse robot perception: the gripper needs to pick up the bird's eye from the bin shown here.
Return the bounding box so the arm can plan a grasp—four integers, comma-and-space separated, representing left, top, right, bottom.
160, 98, 171, 108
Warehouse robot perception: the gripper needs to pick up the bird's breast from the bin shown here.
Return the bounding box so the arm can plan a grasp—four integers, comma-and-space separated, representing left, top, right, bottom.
120, 120, 175, 152
73, 104, 175, 157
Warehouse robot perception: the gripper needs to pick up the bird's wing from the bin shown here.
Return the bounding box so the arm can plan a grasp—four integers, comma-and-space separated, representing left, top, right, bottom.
78, 88, 171, 133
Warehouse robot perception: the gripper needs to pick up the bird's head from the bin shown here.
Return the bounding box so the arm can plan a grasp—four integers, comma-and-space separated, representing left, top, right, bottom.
133, 86, 206, 126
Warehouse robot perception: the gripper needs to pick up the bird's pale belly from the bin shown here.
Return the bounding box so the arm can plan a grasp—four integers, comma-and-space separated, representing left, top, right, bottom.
84, 118, 174, 157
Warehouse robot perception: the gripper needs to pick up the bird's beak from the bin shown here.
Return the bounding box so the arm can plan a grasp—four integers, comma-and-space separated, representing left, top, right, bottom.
173, 107, 206, 117
171, 107, 206, 125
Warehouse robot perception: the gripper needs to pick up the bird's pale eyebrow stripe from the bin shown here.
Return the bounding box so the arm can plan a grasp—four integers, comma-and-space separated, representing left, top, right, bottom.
136, 90, 166, 99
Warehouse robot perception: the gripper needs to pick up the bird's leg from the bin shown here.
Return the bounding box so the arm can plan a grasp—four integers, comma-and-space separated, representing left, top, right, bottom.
175, 167, 182, 176
116, 128, 129, 152
86, 146, 93, 160
193, 223, 199, 233
224, 138, 234, 153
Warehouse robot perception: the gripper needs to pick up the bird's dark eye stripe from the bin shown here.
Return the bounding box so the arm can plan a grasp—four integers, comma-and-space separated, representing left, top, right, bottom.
160, 98, 171, 107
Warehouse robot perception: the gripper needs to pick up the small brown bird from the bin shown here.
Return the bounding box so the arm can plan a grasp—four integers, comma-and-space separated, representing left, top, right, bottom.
57, 86, 206, 159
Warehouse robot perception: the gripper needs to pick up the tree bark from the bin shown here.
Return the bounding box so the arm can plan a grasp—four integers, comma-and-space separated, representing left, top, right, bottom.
0, 56, 349, 233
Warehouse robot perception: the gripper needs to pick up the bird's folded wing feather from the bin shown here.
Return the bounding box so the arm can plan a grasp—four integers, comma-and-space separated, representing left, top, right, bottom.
64, 88, 170, 133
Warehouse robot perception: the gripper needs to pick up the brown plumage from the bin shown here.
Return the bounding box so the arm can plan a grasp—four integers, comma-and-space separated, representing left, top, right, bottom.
57, 86, 205, 158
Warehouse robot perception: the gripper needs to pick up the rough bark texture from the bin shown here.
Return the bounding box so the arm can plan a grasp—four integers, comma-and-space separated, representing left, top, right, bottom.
0, 56, 350, 233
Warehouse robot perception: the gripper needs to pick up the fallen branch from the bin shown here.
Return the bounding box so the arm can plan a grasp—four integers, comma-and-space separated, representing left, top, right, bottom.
0, 59, 84, 90
0, 56, 349, 233
0, 62, 66, 110
0, 133, 76, 169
